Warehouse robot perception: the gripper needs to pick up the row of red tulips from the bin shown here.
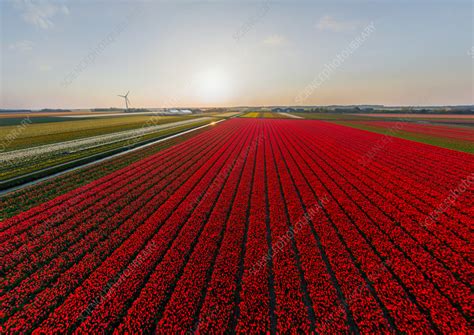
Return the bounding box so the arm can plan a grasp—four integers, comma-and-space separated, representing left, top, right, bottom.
272, 120, 471, 332
99, 125, 254, 334
1, 122, 239, 332
0, 125, 216, 243
153, 126, 257, 333
309, 124, 473, 266
1, 125, 226, 281
326, 123, 472, 210
353, 120, 474, 142
233, 130, 272, 333
268, 123, 393, 333
0, 127, 230, 321
195, 130, 260, 333
0, 126, 210, 221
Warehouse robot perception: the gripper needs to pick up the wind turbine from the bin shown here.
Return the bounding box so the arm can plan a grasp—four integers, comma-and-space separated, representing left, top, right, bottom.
118, 91, 131, 111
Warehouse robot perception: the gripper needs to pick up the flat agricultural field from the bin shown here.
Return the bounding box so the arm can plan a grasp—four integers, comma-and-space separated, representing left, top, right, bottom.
2, 118, 471, 333
0, 115, 202, 150
291, 112, 381, 121
211, 111, 243, 118
333, 120, 474, 153
0, 116, 216, 183
0, 110, 118, 118
349, 113, 474, 126
0, 125, 215, 220
240, 112, 291, 118
292, 112, 474, 124
354, 113, 474, 119
240, 112, 261, 118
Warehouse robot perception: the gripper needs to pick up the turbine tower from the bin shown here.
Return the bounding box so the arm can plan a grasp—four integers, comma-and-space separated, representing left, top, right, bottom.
118, 91, 131, 111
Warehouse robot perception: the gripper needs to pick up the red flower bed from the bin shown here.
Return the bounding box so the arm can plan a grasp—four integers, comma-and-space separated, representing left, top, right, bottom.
1, 129, 228, 318
2, 118, 472, 334
352, 120, 474, 142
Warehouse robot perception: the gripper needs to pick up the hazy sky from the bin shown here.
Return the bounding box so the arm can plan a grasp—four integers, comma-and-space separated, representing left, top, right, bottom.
1, 0, 473, 109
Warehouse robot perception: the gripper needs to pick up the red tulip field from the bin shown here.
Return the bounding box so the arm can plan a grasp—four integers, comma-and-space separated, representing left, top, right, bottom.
334, 120, 474, 154
1, 118, 472, 334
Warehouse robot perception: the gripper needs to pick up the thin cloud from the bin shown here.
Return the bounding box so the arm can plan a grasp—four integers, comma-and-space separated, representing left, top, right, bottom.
263, 34, 286, 47
316, 15, 361, 33
8, 40, 34, 51
11, 0, 69, 29
39, 64, 52, 71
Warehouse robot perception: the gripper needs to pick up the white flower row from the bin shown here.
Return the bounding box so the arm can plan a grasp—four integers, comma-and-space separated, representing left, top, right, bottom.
0, 117, 211, 170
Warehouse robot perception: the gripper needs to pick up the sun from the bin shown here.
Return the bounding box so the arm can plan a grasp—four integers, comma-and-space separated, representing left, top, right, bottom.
193, 68, 231, 104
